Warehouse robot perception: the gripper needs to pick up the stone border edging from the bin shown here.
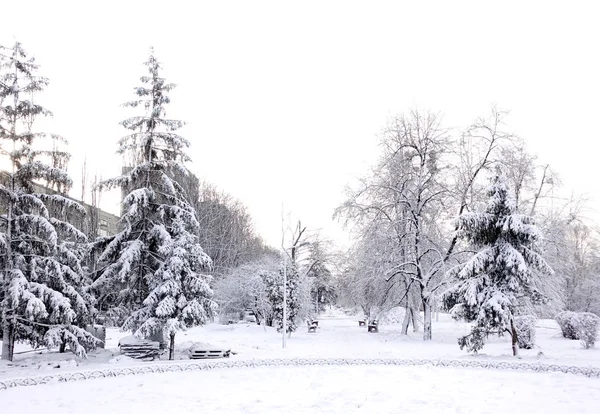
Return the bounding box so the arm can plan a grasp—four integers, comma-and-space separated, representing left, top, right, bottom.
1, 357, 599, 390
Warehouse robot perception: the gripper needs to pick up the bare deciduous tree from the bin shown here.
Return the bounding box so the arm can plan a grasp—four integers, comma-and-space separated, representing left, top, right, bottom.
337, 107, 524, 340
196, 182, 268, 276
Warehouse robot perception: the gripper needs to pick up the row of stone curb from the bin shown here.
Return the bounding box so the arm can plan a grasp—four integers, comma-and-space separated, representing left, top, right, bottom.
1, 357, 599, 390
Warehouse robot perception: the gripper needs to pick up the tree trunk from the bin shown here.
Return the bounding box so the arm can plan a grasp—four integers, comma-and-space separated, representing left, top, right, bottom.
411, 307, 419, 332
315, 289, 320, 315
406, 290, 420, 333
9, 324, 15, 358
169, 333, 175, 360
3, 191, 15, 362
59, 333, 67, 353
401, 307, 412, 335
510, 317, 519, 357
423, 299, 432, 340
1, 318, 14, 361
361, 305, 369, 321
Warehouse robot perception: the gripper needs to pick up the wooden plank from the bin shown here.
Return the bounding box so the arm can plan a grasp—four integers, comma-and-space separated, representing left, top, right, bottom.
190, 349, 231, 359
119, 338, 161, 360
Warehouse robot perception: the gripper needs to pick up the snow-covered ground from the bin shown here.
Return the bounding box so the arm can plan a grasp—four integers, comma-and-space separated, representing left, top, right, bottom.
3, 364, 600, 413
2, 308, 598, 380
1, 309, 599, 411
0, 310, 600, 414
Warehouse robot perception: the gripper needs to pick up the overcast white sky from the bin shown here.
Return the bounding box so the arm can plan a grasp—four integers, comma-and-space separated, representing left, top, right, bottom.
2, 0, 600, 249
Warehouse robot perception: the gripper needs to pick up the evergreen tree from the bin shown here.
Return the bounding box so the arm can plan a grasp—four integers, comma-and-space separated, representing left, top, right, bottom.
0, 42, 96, 361
93, 48, 215, 360
265, 260, 302, 334
446, 166, 552, 355
306, 258, 336, 315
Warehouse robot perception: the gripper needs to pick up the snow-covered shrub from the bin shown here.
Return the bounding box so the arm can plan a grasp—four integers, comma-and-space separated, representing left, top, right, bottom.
515, 315, 536, 349
214, 259, 277, 325
577, 313, 600, 349
555, 311, 599, 348
555, 311, 580, 339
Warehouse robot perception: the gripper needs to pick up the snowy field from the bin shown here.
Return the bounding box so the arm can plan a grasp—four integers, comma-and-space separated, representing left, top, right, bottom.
2, 308, 599, 379
2, 364, 600, 413
1, 309, 599, 412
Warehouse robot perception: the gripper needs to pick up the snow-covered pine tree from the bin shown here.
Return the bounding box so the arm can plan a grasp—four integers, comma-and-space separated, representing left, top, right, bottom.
93, 48, 215, 360
445, 166, 553, 355
265, 260, 303, 334
0, 42, 96, 361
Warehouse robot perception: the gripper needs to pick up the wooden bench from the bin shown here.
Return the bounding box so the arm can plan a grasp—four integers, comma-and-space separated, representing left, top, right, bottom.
307, 320, 318, 333
118, 336, 161, 361
190, 349, 231, 359
358, 320, 366, 327
368, 320, 379, 333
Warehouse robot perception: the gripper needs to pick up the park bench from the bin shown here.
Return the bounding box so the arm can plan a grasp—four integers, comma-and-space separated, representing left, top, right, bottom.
307, 320, 319, 333
368, 320, 379, 333
118, 336, 161, 361
358, 319, 366, 327
190, 349, 231, 359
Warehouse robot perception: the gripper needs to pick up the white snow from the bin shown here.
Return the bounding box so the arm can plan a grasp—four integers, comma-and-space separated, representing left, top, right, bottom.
1, 308, 599, 412
2, 365, 599, 413
117, 335, 159, 347
2, 309, 600, 378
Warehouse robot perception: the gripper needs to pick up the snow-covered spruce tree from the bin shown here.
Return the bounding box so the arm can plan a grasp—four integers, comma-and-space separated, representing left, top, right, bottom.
93, 48, 215, 360
446, 166, 552, 356
0, 42, 96, 361
265, 260, 303, 334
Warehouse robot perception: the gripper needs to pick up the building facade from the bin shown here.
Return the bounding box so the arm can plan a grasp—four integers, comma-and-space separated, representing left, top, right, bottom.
0, 171, 120, 238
